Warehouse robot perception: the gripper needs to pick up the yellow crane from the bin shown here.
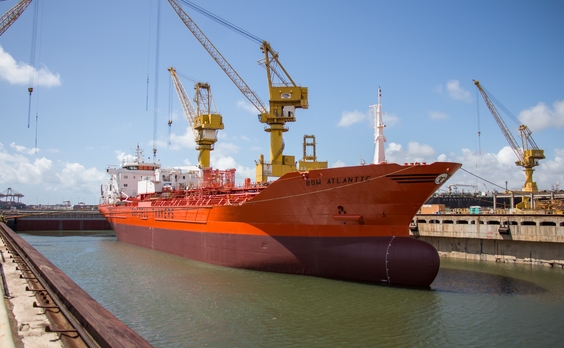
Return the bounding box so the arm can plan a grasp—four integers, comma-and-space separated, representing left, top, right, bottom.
168, 67, 224, 169
168, 0, 314, 183
0, 0, 33, 36
298, 135, 328, 171
473, 80, 545, 205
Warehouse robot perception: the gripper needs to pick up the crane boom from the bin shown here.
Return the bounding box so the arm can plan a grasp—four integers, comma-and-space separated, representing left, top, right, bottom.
0, 0, 33, 36
167, 0, 268, 116
169, 67, 198, 134
473, 79, 545, 194
473, 80, 523, 162
168, 0, 311, 182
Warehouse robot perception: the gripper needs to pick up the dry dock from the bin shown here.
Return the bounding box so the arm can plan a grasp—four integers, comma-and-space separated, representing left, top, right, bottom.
410, 213, 564, 266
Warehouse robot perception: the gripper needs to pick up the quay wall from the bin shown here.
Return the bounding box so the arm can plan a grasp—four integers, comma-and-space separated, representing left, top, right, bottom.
8, 211, 112, 231
410, 214, 564, 266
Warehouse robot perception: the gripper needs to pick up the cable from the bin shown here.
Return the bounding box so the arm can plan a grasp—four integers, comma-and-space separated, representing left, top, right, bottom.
475, 87, 481, 154
145, 0, 154, 112
480, 84, 520, 126
152, 0, 162, 159
177, 0, 263, 44
27, 0, 40, 128
459, 167, 506, 191
168, 75, 173, 146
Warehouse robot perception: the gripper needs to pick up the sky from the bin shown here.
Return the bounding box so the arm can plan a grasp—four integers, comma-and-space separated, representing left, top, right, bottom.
1, 0, 563, 206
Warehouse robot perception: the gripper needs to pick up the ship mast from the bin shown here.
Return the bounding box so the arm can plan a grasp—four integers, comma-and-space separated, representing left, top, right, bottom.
370, 87, 386, 164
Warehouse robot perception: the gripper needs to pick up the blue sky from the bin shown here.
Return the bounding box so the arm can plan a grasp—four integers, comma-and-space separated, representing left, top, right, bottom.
1, 0, 563, 206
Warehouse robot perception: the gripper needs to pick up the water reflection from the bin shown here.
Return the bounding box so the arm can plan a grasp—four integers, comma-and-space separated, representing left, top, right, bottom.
433, 267, 547, 295
18, 234, 564, 347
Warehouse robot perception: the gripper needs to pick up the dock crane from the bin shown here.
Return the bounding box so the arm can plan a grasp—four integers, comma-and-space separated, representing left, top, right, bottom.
168, 0, 315, 183
0, 0, 33, 36
168, 67, 224, 169
473, 80, 545, 207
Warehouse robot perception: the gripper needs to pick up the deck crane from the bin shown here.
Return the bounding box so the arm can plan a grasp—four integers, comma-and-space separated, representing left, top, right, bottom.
168, 67, 224, 169
168, 0, 313, 183
473, 80, 545, 202
0, 0, 33, 36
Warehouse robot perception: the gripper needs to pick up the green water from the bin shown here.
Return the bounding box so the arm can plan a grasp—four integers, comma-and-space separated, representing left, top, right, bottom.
21, 233, 564, 347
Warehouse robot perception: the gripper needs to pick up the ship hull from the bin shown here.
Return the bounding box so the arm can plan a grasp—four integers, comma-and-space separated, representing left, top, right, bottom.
113, 223, 439, 286
100, 162, 461, 287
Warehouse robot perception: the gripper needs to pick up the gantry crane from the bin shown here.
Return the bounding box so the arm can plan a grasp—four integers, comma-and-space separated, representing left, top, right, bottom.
473, 80, 545, 198
168, 67, 224, 169
168, 0, 314, 183
0, 0, 33, 36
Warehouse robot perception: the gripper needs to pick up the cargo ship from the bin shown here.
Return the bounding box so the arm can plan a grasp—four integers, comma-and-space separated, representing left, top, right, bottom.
98, 1, 461, 287
99, 147, 460, 287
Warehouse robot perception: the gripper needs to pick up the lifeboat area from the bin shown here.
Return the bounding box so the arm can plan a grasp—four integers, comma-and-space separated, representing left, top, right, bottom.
410, 213, 564, 266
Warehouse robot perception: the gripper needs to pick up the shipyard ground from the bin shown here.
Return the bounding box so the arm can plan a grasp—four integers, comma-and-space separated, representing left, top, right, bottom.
1, 239, 61, 347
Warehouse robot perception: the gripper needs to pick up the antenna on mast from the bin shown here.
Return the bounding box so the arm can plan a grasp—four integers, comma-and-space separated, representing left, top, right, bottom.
370, 86, 386, 164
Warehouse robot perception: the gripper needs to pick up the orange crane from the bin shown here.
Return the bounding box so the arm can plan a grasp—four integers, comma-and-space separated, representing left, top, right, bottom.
0, 0, 33, 36
473, 80, 545, 199
167, 0, 313, 183
168, 67, 224, 169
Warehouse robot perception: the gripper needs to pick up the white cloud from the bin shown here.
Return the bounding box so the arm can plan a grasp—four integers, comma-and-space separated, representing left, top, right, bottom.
434, 147, 564, 192
210, 154, 254, 182
436, 79, 471, 102
168, 126, 196, 151
237, 99, 260, 114
382, 142, 562, 191
0, 45, 61, 87
496, 146, 517, 166
56, 162, 106, 193
518, 100, 564, 132
437, 153, 448, 162
383, 113, 399, 127
384, 141, 436, 164
10, 142, 38, 155
407, 141, 435, 158
429, 111, 449, 120
214, 142, 240, 156
446, 80, 472, 102
0, 142, 105, 203
338, 110, 367, 127
115, 150, 135, 165
331, 160, 346, 168
388, 142, 402, 152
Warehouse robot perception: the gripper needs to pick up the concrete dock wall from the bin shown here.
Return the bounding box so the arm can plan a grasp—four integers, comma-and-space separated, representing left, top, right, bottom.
410, 214, 564, 266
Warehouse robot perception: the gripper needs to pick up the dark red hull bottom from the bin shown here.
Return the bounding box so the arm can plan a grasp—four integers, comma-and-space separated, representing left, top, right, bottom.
112, 223, 440, 287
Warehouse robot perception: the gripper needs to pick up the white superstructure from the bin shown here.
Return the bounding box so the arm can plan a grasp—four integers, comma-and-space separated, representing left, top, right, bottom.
100, 145, 200, 204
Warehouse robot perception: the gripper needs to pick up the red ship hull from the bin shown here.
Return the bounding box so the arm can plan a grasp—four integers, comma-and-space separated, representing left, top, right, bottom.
99, 162, 461, 287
